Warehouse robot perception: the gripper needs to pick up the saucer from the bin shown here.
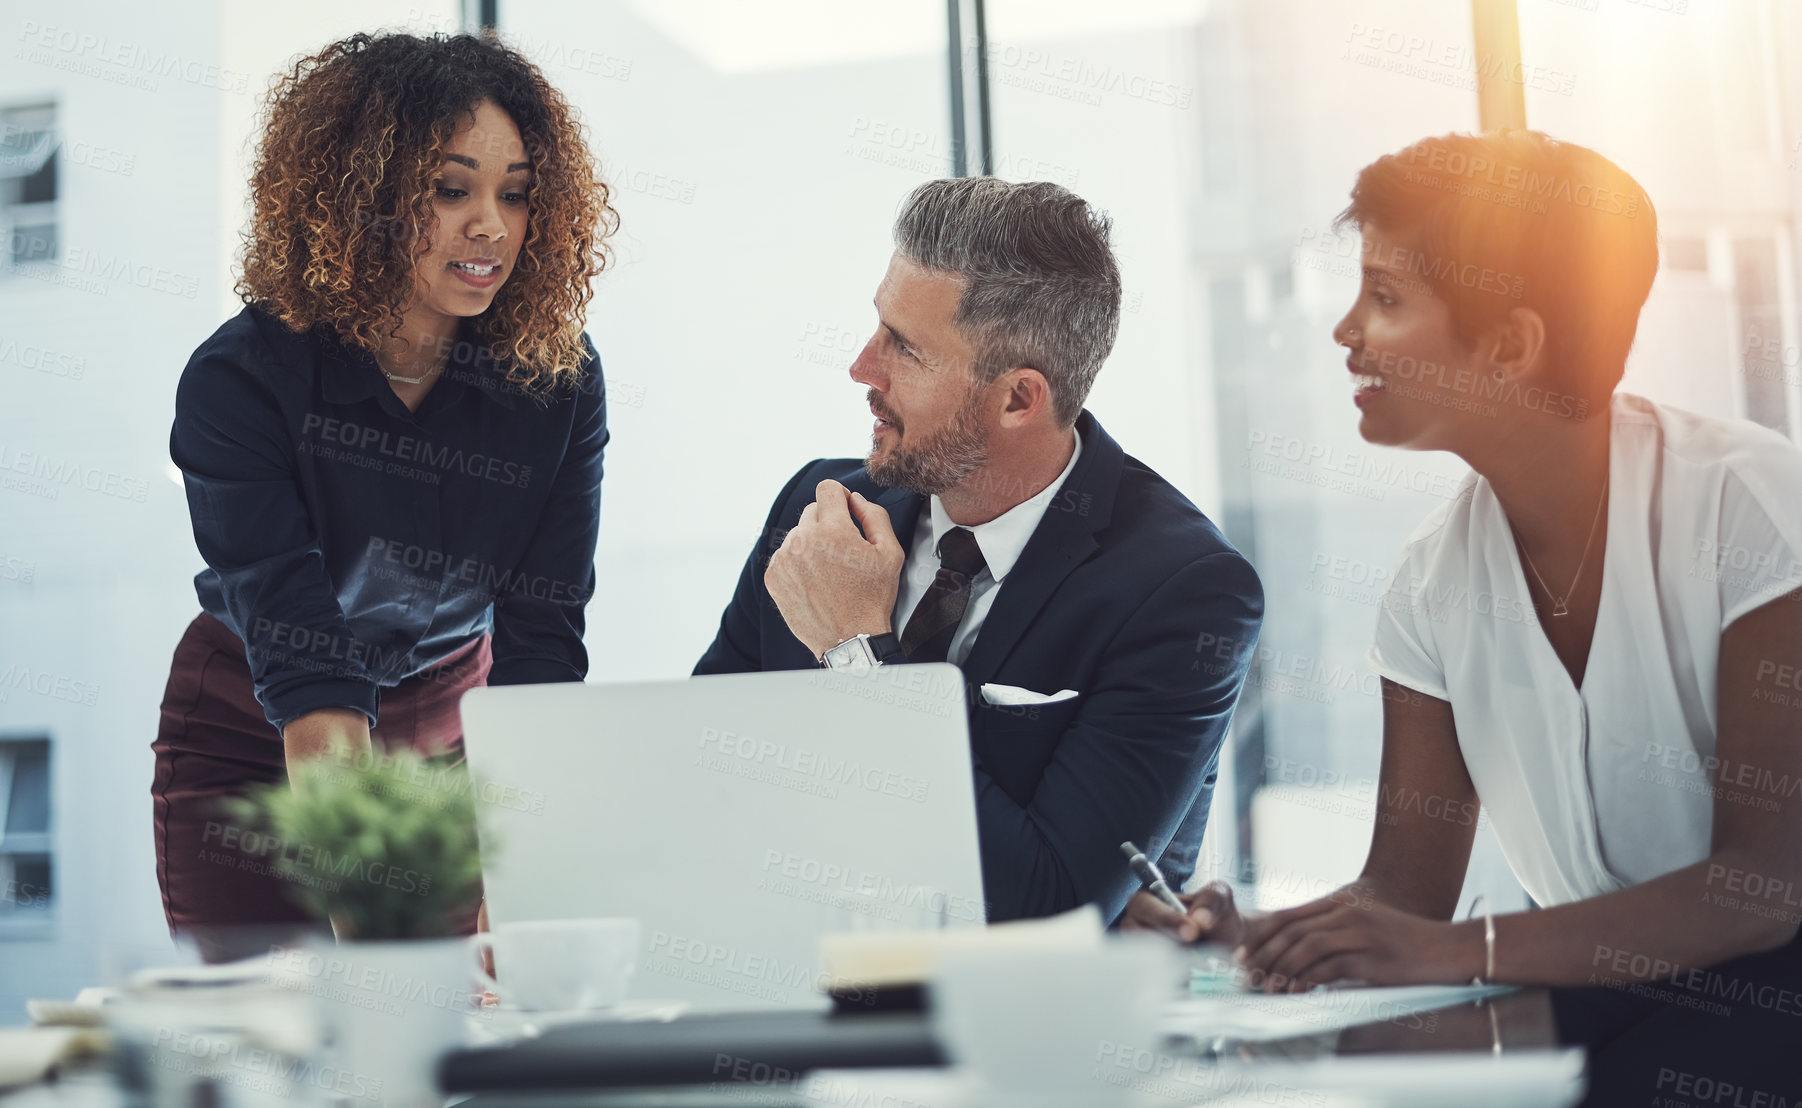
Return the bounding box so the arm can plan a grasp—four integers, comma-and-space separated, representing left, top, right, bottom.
466, 998, 689, 1043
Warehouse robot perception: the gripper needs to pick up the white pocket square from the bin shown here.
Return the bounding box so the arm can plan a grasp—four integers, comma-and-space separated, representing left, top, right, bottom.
978, 683, 1080, 707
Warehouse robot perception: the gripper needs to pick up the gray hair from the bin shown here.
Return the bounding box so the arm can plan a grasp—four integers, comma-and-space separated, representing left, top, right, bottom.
893, 177, 1121, 426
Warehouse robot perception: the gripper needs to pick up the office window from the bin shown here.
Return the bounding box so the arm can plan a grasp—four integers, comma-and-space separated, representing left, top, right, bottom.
1704, 0, 1780, 156
0, 738, 52, 922
983, 0, 1519, 913
0, 103, 59, 269
1733, 235, 1792, 437
1196, 22, 1239, 198
496, 0, 950, 680
1665, 237, 1708, 273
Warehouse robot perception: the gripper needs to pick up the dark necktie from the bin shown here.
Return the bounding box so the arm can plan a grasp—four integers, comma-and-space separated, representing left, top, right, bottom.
900, 527, 987, 664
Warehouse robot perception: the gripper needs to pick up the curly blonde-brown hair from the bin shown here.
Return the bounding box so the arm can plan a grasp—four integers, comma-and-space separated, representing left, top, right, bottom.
235, 30, 617, 390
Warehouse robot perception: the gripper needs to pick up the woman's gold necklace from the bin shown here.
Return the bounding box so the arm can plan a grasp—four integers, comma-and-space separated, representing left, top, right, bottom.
1515, 475, 1609, 618
382, 349, 449, 386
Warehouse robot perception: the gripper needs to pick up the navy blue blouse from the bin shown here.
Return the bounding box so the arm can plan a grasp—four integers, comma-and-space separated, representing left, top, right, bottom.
170, 304, 607, 732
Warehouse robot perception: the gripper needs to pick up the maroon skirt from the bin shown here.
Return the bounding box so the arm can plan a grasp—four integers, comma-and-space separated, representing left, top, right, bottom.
151, 612, 490, 959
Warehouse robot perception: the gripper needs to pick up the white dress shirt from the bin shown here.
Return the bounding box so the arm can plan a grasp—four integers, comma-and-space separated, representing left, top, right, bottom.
892, 430, 1084, 667
1368, 392, 1802, 907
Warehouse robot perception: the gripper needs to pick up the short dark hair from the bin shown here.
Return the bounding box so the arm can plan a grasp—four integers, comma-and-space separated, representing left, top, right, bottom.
1337, 129, 1658, 399
894, 177, 1121, 426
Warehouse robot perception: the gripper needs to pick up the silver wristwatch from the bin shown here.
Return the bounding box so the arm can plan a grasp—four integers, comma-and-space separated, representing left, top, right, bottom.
820, 631, 906, 669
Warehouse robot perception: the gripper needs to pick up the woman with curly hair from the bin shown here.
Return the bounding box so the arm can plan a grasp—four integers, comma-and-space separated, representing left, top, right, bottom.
152, 30, 617, 955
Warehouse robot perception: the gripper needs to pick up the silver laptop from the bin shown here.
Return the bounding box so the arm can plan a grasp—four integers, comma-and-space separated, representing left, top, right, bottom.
459, 664, 986, 1012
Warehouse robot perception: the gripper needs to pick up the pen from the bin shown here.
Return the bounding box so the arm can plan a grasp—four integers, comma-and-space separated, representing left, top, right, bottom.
1120, 840, 1186, 913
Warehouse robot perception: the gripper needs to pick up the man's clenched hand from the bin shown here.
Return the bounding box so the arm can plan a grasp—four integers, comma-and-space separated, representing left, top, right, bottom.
765, 480, 906, 658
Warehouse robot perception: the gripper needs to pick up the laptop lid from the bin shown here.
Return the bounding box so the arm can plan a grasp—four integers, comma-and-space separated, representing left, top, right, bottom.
459, 664, 986, 1012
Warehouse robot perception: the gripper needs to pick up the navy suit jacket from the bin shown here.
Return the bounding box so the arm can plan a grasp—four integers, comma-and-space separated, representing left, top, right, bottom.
694, 410, 1264, 924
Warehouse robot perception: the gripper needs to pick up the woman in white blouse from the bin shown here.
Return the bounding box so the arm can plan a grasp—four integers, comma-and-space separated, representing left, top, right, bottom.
1148, 130, 1802, 1080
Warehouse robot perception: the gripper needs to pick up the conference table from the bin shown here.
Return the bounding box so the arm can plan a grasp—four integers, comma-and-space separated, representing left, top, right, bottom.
0, 979, 1594, 1107
437, 986, 1583, 1107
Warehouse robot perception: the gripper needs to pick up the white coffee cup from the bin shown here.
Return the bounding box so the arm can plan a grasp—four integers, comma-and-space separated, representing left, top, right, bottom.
931, 934, 1180, 1105
472, 918, 640, 1011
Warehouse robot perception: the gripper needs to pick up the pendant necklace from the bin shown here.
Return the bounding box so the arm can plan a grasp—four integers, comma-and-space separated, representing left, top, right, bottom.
1516, 475, 1608, 618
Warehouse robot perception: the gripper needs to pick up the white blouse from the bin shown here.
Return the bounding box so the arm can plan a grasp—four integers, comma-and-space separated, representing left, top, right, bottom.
1368, 392, 1802, 907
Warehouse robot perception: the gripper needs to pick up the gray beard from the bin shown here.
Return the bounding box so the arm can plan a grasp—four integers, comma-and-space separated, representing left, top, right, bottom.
864, 389, 990, 496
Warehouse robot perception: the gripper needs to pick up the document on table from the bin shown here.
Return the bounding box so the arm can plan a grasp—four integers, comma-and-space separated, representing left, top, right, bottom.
799, 1049, 1586, 1108
1162, 983, 1512, 1043
798, 985, 1575, 1108
1201, 1050, 1587, 1108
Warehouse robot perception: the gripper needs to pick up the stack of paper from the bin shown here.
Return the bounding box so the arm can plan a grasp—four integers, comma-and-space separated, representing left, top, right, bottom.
818, 904, 1103, 992
1164, 983, 1512, 1043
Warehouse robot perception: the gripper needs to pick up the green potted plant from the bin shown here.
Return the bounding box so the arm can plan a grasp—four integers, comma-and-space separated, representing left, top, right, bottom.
224, 743, 495, 1107
223, 744, 488, 940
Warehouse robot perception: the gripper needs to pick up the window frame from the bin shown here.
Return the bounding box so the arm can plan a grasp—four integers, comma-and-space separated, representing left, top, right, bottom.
0, 735, 55, 939
0, 101, 62, 274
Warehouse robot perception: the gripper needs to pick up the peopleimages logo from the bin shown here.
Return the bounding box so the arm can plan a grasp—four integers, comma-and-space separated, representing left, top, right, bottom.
757, 850, 983, 923
0, 664, 99, 706
151, 1027, 380, 1102
363, 538, 593, 607
1402, 145, 1642, 218
246, 618, 407, 674
200, 821, 434, 896
298, 414, 532, 487
646, 930, 877, 1006
0, 337, 86, 379
977, 40, 1194, 108
695, 727, 931, 803
3, 877, 49, 908
263, 947, 485, 1017
15, 20, 252, 94
1654, 1069, 1784, 1108
0, 443, 149, 502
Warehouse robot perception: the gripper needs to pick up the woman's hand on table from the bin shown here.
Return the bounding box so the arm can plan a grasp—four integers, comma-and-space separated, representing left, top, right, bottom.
1233, 891, 1483, 993
1120, 881, 1247, 946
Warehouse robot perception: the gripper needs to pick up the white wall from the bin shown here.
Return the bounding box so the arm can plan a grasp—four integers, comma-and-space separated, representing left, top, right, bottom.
499, 0, 951, 680
0, 0, 458, 1020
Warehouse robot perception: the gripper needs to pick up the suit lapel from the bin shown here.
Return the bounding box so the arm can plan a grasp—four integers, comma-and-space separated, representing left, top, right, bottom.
874, 484, 925, 550
843, 470, 925, 551
959, 411, 1122, 687
840, 411, 1122, 685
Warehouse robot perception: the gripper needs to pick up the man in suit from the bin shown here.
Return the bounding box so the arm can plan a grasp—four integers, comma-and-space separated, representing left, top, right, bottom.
695, 177, 1263, 925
